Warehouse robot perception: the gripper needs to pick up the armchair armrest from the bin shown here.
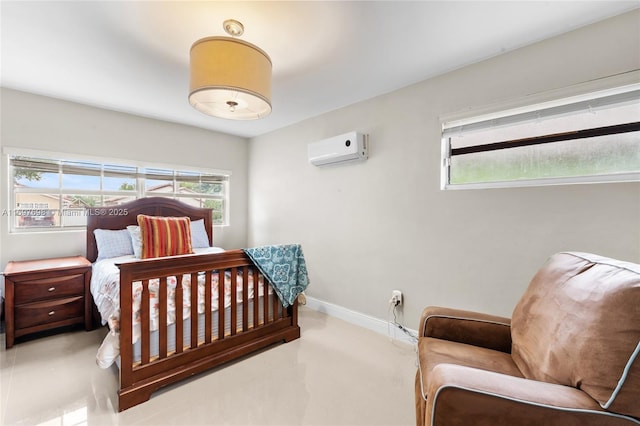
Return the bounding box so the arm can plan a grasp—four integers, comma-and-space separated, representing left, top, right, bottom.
425, 364, 638, 426
419, 306, 511, 353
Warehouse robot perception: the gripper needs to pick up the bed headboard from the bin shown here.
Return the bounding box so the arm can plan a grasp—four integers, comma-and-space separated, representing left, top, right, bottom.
86, 197, 214, 263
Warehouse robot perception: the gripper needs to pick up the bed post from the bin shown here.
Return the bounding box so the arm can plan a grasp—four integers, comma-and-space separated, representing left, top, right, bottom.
285, 300, 300, 342
119, 267, 133, 391
117, 266, 155, 411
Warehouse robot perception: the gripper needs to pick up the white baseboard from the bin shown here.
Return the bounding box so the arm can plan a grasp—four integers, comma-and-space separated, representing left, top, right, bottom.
303, 296, 417, 345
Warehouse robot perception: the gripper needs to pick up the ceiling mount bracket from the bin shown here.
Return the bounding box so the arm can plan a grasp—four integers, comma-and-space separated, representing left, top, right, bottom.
223, 19, 244, 37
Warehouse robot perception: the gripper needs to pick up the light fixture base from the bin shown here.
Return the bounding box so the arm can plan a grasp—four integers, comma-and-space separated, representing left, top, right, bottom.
223, 19, 244, 37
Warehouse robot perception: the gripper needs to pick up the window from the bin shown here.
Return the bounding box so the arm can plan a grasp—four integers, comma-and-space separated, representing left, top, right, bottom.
441, 79, 640, 189
8, 154, 229, 231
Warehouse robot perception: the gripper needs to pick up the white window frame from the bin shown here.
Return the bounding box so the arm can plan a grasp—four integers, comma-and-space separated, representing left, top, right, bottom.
4, 147, 231, 233
440, 71, 640, 190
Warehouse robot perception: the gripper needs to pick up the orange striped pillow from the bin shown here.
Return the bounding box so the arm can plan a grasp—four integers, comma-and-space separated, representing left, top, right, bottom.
137, 214, 193, 259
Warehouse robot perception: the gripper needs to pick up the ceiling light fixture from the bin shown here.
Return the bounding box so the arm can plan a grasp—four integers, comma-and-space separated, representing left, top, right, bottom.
189, 19, 272, 120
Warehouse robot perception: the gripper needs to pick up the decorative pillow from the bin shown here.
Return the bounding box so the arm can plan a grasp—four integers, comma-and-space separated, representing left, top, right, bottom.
127, 225, 142, 258
511, 252, 640, 419
94, 228, 134, 261
137, 214, 193, 259
190, 219, 211, 248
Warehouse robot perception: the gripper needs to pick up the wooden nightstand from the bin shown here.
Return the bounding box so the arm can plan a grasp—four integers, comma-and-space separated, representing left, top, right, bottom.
3, 256, 92, 348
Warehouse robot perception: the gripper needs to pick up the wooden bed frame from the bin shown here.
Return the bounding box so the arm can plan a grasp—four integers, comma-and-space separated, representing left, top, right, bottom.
87, 197, 300, 411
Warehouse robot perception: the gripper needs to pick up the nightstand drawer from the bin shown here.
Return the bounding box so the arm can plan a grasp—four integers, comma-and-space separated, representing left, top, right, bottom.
14, 274, 85, 305
15, 296, 85, 329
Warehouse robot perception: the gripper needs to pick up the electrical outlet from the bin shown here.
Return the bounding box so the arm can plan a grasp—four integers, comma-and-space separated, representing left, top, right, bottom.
390, 290, 403, 307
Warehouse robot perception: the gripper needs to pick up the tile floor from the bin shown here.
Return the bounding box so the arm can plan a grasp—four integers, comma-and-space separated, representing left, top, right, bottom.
0, 307, 417, 426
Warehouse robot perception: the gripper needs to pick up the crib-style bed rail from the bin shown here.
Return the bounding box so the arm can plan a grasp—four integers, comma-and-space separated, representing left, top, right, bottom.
117, 249, 300, 411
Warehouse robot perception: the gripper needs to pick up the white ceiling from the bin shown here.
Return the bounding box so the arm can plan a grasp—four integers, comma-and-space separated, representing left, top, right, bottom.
1, 1, 638, 138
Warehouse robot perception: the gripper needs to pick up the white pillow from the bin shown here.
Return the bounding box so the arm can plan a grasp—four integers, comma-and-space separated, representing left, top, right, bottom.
94, 228, 134, 261
127, 225, 142, 258
190, 219, 211, 248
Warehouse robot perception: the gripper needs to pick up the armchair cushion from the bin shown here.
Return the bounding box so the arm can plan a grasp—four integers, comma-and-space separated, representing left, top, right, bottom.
511, 252, 640, 418
426, 364, 634, 426
416, 337, 523, 402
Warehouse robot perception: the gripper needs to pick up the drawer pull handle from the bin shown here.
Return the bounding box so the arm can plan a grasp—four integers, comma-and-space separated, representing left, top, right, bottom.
48, 311, 55, 316
48, 287, 56, 292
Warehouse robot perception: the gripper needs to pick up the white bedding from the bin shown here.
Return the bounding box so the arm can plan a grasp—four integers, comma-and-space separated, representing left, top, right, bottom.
91, 248, 270, 368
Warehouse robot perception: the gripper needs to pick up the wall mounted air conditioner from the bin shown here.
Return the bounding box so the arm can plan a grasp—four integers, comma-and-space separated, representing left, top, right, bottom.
308, 132, 368, 166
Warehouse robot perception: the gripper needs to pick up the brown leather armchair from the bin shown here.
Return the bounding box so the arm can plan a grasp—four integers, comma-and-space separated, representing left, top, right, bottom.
415, 252, 640, 425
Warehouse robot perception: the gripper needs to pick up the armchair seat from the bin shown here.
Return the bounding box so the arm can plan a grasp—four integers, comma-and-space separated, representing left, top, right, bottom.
415, 252, 640, 426
417, 337, 524, 392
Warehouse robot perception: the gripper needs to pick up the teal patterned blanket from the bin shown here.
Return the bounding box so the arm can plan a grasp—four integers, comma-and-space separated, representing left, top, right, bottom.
243, 244, 309, 308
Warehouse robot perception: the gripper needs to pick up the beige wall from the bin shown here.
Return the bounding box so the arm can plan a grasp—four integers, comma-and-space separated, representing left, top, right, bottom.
247, 10, 640, 323
1, 10, 638, 326
0, 89, 249, 272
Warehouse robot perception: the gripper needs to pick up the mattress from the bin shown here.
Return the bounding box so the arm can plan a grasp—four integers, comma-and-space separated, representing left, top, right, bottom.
91, 248, 272, 368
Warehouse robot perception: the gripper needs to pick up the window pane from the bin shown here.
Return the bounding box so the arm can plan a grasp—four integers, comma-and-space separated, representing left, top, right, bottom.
213, 211, 223, 225
204, 199, 223, 211
205, 199, 224, 225
12, 157, 59, 186
145, 168, 174, 193
14, 169, 58, 189
60, 196, 102, 227
65, 195, 102, 208
176, 172, 199, 194
14, 193, 59, 228
177, 181, 224, 195
444, 82, 640, 187
450, 133, 640, 184
62, 174, 100, 190
104, 164, 137, 191
105, 176, 136, 191
176, 172, 225, 195
60, 208, 88, 227
60, 161, 100, 190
